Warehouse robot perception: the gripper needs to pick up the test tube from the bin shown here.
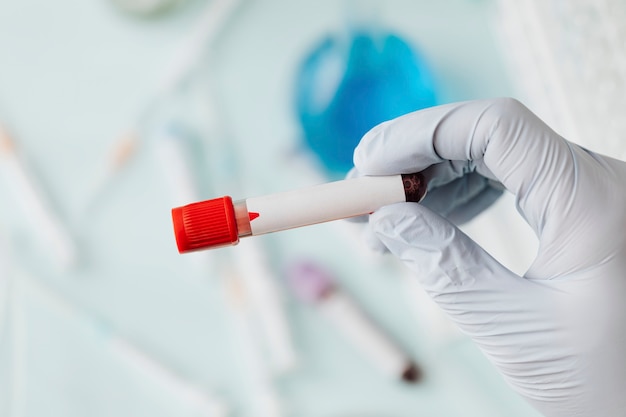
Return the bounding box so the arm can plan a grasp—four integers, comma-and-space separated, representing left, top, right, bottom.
172, 173, 426, 252
286, 260, 422, 383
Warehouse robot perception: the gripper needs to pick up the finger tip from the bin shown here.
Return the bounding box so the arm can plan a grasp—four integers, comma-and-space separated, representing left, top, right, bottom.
369, 203, 414, 235
344, 167, 361, 180
352, 125, 390, 174
370, 203, 443, 243
361, 225, 390, 254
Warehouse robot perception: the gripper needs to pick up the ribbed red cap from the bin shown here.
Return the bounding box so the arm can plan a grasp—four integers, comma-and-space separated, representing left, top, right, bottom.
171, 196, 239, 253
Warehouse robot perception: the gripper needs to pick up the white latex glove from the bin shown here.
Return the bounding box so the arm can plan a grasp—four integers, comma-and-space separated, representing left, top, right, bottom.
353, 98, 626, 417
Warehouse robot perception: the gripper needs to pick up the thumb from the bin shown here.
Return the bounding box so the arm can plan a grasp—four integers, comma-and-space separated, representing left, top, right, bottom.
369, 203, 607, 417
369, 203, 546, 337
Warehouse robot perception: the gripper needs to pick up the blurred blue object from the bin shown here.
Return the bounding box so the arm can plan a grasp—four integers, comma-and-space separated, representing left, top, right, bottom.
295, 30, 438, 176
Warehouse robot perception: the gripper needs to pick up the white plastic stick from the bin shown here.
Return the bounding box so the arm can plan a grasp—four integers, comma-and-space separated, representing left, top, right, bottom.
234, 239, 297, 374
223, 273, 282, 417
0, 236, 10, 347
156, 0, 241, 95
153, 124, 199, 206
81, 130, 139, 215
9, 276, 26, 417
318, 292, 413, 379
16, 272, 228, 416
110, 337, 228, 417
0, 125, 76, 268
88, 0, 240, 210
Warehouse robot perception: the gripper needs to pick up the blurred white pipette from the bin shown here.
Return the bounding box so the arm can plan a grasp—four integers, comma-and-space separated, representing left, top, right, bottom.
16, 270, 228, 416
233, 239, 298, 374
155, 116, 298, 374
0, 124, 77, 269
155, 0, 240, 97
195, 88, 298, 375
223, 271, 283, 417
0, 233, 22, 417
85, 0, 240, 212
153, 123, 199, 206
109, 0, 187, 17
8, 277, 26, 417
81, 130, 139, 215
109, 337, 228, 416
0, 233, 10, 347
152, 119, 286, 413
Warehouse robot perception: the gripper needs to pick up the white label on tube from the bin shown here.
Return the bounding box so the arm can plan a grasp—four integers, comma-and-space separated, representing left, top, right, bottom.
246, 175, 405, 236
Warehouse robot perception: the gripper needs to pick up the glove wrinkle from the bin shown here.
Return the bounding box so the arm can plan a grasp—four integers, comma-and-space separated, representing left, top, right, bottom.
352, 98, 626, 417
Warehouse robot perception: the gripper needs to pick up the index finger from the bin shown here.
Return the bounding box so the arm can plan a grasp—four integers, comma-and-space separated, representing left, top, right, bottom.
353, 97, 566, 200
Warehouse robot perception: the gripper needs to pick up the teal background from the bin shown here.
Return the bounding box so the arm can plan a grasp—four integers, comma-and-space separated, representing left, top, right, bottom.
0, 1, 541, 416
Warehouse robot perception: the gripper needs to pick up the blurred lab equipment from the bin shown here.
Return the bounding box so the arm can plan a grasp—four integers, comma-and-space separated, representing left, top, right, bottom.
109, 334, 229, 417
86, 0, 241, 212
152, 116, 298, 375
222, 270, 283, 417
0, 236, 12, 416
495, 0, 626, 161
353, 97, 626, 417
153, 122, 202, 206
6, 267, 229, 417
82, 130, 139, 216
150, 114, 292, 409
0, 235, 10, 338
286, 260, 421, 383
0, 0, 563, 416
294, 30, 437, 176
109, 0, 187, 17
0, 124, 77, 269
187, 56, 301, 376
232, 239, 298, 375
153, 0, 240, 98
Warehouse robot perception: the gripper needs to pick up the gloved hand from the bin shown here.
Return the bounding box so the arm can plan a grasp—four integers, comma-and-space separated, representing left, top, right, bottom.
353, 98, 626, 417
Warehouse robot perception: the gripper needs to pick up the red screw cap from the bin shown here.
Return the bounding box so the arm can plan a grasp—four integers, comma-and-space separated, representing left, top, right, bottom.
172, 196, 239, 253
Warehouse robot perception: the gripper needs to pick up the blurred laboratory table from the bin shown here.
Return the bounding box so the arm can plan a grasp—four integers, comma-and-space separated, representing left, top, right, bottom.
0, 0, 542, 416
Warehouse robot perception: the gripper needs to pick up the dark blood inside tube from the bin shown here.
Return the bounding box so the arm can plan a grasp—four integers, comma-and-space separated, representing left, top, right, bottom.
401, 173, 427, 203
